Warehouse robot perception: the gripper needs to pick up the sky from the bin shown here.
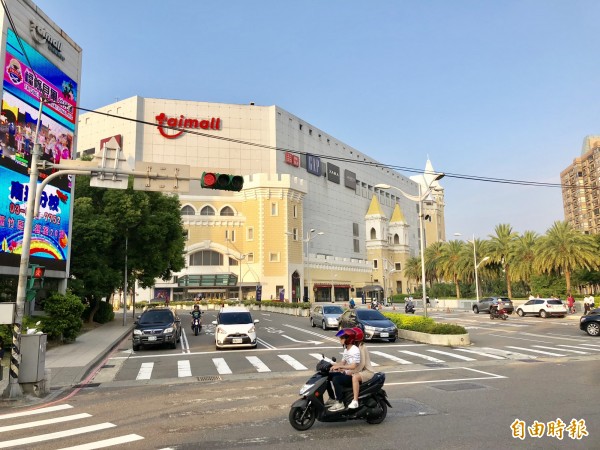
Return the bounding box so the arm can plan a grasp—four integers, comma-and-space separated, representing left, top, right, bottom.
33, 0, 600, 239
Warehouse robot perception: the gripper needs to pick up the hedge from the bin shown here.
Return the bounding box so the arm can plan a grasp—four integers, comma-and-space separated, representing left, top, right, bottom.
383, 312, 467, 335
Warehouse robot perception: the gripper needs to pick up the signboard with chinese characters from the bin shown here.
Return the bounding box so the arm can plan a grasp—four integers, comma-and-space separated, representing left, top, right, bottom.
284, 152, 300, 167
0, 29, 78, 272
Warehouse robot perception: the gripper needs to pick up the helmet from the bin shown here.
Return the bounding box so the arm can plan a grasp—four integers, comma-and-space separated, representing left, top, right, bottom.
351, 327, 364, 343
193, 304, 200, 310
335, 328, 356, 345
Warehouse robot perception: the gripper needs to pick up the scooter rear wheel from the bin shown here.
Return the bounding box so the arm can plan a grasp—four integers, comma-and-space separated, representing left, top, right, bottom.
289, 405, 316, 431
366, 397, 388, 424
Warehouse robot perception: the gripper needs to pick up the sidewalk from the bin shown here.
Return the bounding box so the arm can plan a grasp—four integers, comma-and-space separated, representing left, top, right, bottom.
1, 312, 133, 398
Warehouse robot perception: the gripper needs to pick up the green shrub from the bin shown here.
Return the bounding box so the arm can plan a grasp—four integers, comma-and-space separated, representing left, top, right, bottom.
40, 292, 85, 342
93, 301, 115, 324
382, 312, 467, 335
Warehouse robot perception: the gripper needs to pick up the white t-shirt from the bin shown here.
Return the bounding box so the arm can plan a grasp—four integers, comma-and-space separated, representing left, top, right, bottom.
342, 345, 361, 366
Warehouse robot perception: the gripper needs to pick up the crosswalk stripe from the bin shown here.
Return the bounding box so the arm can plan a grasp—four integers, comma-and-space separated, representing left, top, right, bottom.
136, 362, 154, 380
278, 355, 308, 370
0, 413, 91, 433
57, 434, 145, 450
577, 343, 600, 349
212, 358, 232, 375
0, 404, 73, 420
427, 349, 475, 361
370, 350, 412, 365
399, 350, 445, 363
178, 360, 192, 377
454, 348, 505, 360
246, 356, 270, 372
505, 346, 566, 357
0, 423, 116, 447
533, 345, 588, 355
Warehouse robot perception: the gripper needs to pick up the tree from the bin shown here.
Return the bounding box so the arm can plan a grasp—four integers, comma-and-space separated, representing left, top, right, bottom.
488, 224, 519, 298
424, 241, 445, 285
403, 256, 422, 290
533, 221, 599, 294
510, 231, 539, 291
438, 240, 466, 299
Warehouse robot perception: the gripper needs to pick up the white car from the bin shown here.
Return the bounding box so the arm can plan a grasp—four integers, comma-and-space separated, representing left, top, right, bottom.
212, 306, 259, 350
516, 299, 567, 318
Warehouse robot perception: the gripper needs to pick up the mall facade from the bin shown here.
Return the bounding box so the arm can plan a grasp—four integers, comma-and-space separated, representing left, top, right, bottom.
76, 97, 446, 303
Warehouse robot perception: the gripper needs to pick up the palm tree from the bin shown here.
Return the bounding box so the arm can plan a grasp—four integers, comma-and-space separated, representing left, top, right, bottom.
403, 256, 422, 291
511, 231, 539, 289
424, 241, 445, 285
488, 224, 519, 298
534, 221, 599, 293
438, 240, 466, 299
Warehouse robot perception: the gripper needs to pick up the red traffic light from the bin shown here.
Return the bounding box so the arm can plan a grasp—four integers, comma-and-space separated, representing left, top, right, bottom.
202, 172, 217, 188
33, 267, 45, 278
201, 172, 244, 191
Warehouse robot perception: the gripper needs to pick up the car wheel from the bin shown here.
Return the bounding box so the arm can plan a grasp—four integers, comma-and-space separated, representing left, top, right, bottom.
310, 318, 315, 327
473, 306, 479, 314
517, 309, 525, 317
540, 310, 548, 319
170, 340, 177, 349
586, 321, 600, 336
389, 337, 397, 343
322, 320, 327, 330
133, 344, 140, 352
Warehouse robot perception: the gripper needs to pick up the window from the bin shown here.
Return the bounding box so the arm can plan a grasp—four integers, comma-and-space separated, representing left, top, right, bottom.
373, 259, 378, 269
229, 257, 239, 266
247, 227, 254, 241
225, 230, 235, 242
200, 206, 215, 216
271, 202, 278, 216
353, 238, 359, 253
183, 229, 189, 241
269, 252, 280, 262
395, 262, 401, 271
189, 250, 223, 266
220, 206, 235, 216
181, 205, 195, 215
370, 228, 377, 240
353, 223, 359, 237
293, 205, 298, 218
394, 234, 400, 244
247, 253, 254, 262
292, 228, 298, 240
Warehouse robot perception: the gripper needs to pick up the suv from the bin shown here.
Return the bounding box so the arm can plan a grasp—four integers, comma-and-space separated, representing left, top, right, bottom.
132, 307, 181, 351
473, 297, 514, 315
516, 299, 567, 318
212, 307, 259, 350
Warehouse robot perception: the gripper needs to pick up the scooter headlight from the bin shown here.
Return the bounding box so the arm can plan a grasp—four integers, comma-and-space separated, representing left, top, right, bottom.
299, 383, 314, 395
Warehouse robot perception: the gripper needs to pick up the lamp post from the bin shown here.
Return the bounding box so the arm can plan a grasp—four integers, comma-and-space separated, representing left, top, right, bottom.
286, 229, 324, 302
454, 233, 490, 301
375, 172, 444, 317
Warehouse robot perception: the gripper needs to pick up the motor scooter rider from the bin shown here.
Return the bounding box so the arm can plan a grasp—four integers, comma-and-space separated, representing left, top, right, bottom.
348, 327, 375, 409
491, 300, 501, 317
190, 304, 202, 328
349, 298, 356, 309
405, 297, 415, 313
326, 328, 360, 412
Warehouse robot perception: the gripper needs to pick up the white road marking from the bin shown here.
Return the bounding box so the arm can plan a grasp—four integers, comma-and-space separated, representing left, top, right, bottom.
384, 366, 506, 386
399, 350, 445, 362
0, 423, 116, 448
534, 345, 589, 355
180, 329, 190, 354
57, 434, 145, 450
178, 360, 192, 377
281, 335, 322, 345
505, 346, 566, 357
0, 404, 73, 420
454, 348, 506, 360
278, 354, 308, 370
284, 324, 338, 342
577, 343, 600, 348
212, 358, 232, 375
370, 350, 413, 365
256, 337, 276, 349
246, 356, 270, 372
136, 362, 154, 380
427, 349, 475, 361
0, 413, 91, 433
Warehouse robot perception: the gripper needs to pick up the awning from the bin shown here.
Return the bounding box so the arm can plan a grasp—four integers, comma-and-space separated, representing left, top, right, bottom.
361, 285, 383, 292
313, 283, 332, 288
334, 284, 351, 289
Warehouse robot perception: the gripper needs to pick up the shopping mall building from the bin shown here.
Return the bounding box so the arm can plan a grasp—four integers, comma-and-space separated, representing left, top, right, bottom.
76, 97, 446, 304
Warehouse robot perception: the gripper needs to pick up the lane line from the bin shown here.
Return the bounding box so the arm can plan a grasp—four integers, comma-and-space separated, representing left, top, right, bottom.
278, 355, 308, 370
533, 345, 588, 355
505, 346, 566, 357
0, 413, 91, 433
180, 328, 190, 354
256, 337, 277, 349
427, 349, 475, 361
283, 324, 338, 342
136, 362, 154, 380
57, 434, 145, 450
0, 423, 116, 448
246, 356, 270, 372
370, 350, 412, 365
399, 350, 445, 363
177, 360, 192, 377
453, 348, 505, 360
212, 358, 232, 375
0, 404, 73, 420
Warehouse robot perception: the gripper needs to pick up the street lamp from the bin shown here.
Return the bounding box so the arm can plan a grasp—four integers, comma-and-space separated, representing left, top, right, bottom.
226, 238, 246, 300
375, 172, 444, 317
285, 229, 324, 302
454, 233, 490, 301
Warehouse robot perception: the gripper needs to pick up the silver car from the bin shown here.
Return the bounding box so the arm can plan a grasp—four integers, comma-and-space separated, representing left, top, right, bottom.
310, 305, 345, 330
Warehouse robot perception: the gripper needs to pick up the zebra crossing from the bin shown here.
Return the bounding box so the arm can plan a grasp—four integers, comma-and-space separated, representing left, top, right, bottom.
0, 404, 143, 449
120, 341, 600, 381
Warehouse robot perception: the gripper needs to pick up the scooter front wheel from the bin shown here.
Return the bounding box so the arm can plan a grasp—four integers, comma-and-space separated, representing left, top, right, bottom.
289, 405, 316, 431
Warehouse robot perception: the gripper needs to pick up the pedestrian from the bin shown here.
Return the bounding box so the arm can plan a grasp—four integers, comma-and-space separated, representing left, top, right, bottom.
590, 293, 596, 311
528, 293, 535, 300
583, 295, 590, 315
566, 293, 575, 314
426, 296, 430, 307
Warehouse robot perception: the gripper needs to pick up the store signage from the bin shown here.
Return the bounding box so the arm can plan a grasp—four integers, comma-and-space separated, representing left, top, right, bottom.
284, 152, 300, 167
344, 169, 356, 189
155, 113, 222, 139
306, 154, 321, 176
327, 163, 340, 184
29, 20, 64, 61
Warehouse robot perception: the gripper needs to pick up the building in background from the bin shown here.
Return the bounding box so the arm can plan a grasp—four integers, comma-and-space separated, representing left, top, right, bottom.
76, 97, 445, 303
561, 136, 600, 235
0, 0, 82, 301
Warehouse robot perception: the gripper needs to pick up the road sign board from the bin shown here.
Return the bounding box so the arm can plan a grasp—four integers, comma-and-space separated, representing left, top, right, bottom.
133, 162, 190, 193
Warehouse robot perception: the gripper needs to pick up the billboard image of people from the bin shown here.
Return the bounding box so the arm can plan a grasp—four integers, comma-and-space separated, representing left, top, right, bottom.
0, 29, 78, 272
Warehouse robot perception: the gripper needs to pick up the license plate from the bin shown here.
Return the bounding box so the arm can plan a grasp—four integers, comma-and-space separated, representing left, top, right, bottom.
380, 332, 389, 337
147, 336, 157, 341
232, 338, 242, 344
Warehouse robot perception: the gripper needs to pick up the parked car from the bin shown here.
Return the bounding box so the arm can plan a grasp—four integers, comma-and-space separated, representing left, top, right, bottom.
473, 297, 514, 315
132, 307, 181, 351
212, 306, 259, 350
310, 305, 344, 330
338, 308, 397, 342
516, 299, 567, 318
580, 308, 600, 336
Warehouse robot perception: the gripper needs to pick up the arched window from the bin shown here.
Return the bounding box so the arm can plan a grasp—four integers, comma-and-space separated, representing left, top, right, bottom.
370, 227, 377, 240
220, 206, 235, 216
189, 250, 223, 266
181, 205, 195, 216
394, 234, 400, 244
200, 206, 215, 216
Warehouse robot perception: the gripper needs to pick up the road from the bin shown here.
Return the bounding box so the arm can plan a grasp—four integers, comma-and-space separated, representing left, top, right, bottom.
1, 307, 597, 449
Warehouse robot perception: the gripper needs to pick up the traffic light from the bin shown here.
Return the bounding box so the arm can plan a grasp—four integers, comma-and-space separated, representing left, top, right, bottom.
26, 265, 45, 301
201, 172, 244, 191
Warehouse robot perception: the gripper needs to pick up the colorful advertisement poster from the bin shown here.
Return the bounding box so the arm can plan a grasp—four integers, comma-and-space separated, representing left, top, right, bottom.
0, 29, 78, 271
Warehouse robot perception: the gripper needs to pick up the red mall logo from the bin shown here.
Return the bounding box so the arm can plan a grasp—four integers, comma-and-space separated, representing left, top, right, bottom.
155, 113, 222, 139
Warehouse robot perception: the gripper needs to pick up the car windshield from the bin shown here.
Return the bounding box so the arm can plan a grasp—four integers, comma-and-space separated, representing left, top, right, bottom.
139, 310, 173, 324
219, 312, 253, 325
357, 310, 386, 320
323, 306, 344, 315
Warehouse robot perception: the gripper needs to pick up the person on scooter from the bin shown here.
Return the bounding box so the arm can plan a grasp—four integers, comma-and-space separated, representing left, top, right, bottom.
327, 328, 360, 412
190, 304, 202, 329
405, 297, 415, 313
348, 327, 376, 409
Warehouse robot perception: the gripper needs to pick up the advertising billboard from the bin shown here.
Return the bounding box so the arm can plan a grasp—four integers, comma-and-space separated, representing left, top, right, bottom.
0, 29, 77, 272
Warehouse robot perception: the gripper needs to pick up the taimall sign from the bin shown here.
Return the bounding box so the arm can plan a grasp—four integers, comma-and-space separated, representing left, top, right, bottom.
155, 113, 221, 139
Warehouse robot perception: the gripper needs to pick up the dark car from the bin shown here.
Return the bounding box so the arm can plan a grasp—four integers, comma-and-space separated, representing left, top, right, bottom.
473, 296, 514, 315
132, 307, 181, 351
310, 305, 344, 330
338, 308, 397, 342
580, 308, 600, 336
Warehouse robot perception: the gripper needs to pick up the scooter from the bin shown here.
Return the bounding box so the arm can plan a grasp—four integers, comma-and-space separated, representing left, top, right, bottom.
288, 357, 391, 431
490, 307, 508, 320
190, 312, 202, 335
405, 303, 415, 314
